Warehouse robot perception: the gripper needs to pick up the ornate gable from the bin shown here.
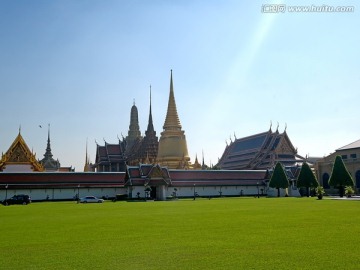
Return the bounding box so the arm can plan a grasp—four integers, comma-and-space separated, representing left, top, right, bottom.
275, 133, 296, 154
0, 132, 44, 172
145, 164, 171, 186
148, 164, 166, 179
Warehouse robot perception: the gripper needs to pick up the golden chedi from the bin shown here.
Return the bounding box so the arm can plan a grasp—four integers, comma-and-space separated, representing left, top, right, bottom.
157, 70, 190, 169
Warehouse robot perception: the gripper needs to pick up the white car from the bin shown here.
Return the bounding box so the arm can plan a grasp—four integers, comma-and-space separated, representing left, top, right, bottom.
79, 196, 104, 203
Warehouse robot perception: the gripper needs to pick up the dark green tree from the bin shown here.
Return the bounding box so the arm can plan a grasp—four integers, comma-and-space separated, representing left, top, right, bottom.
297, 162, 319, 197
269, 162, 289, 197
328, 155, 354, 197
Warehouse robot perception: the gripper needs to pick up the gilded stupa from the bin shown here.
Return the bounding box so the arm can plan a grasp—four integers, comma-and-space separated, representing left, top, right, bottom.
157, 70, 190, 169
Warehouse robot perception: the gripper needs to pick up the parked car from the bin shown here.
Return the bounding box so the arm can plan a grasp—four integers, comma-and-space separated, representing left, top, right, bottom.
2, 194, 31, 206
79, 196, 104, 203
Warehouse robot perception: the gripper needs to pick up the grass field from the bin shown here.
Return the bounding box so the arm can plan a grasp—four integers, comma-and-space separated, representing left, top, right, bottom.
1, 197, 359, 269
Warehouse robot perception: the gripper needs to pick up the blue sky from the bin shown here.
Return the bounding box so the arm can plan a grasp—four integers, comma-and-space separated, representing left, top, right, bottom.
0, 0, 359, 170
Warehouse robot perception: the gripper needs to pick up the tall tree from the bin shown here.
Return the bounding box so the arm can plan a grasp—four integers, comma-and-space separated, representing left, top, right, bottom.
269, 162, 289, 197
328, 155, 354, 197
297, 162, 319, 197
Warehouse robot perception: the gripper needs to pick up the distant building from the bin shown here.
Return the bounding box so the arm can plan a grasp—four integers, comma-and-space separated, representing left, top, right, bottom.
94, 140, 127, 172
315, 139, 360, 190
39, 125, 61, 171
217, 127, 305, 170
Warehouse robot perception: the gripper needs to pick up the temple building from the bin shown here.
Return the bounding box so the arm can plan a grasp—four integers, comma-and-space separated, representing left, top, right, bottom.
217, 127, 305, 170
127, 87, 159, 165
0, 130, 44, 172
94, 140, 127, 172
156, 70, 190, 169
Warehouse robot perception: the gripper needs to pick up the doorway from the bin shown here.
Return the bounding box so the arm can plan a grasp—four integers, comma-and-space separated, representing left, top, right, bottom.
150, 186, 157, 200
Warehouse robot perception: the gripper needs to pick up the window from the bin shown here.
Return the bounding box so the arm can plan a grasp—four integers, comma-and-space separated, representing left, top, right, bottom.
350, 153, 357, 159
341, 155, 347, 160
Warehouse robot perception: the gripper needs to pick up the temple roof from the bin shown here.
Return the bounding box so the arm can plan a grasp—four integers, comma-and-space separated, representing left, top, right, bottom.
0, 131, 44, 172
125, 164, 171, 186
0, 172, 125, 189
169, 169, 268, 186
217, 129, 302, 170
95, 141, 126, 165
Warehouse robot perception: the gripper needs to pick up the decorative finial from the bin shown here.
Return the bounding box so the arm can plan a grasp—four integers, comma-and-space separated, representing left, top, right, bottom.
276, 122, 279, 131
19, 125, 21, 134
285, 123, 287, 132
234, 132, 237, 140
133, 98, 135, 106
270, 120, 272, 130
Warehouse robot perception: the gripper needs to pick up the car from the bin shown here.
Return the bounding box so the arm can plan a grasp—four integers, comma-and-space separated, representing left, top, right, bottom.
2, 194, 31, 206
79, 196, 104, 203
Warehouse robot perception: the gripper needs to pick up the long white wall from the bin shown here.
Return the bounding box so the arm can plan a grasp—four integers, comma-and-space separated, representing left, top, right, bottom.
129, 185, 266, 199
1, 185, 297, 202
0, 187, 127, 201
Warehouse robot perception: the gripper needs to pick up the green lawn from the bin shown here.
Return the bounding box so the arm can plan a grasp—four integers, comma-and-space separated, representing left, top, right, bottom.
1, 197, 359, 269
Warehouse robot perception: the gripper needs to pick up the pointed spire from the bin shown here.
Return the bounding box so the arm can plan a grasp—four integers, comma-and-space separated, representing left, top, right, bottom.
146, 85, 155, 133
84, 138, 91, 172
163, 70, 181, 130
44, 124, 53, 159
202, 150, 205, 167
85, 138, 88, 165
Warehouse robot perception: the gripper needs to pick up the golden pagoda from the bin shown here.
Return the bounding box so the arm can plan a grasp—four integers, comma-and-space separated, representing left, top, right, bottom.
0, 129, 44, 172
157, 70, 190, 169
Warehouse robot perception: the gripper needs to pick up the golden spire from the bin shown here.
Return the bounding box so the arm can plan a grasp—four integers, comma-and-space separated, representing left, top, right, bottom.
163, 69, 181, 131
84, 138, 91, 172
157, 70, 190, 169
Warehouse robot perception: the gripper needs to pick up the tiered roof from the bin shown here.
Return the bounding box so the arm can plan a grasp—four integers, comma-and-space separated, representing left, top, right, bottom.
126, 164, 171, 186
94, 140, 127, 171
217, 128, 304, 170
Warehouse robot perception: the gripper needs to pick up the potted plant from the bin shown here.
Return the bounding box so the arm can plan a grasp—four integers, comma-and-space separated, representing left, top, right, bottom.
345, 186, 354, 198
315, 186, 325, 200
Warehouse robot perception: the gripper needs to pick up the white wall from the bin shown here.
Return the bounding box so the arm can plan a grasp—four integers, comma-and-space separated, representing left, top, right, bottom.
3, 164, 33, 172
0, 187, 127, 201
